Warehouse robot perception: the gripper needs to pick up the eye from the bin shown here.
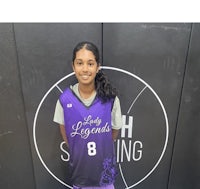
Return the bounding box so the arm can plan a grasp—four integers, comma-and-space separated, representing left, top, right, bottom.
88, 60, 95, 66
88, 63, 94, 66
76, 61, 83, 65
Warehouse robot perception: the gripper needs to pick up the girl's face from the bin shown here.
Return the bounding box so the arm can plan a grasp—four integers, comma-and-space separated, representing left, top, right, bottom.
73, 48, 100, 86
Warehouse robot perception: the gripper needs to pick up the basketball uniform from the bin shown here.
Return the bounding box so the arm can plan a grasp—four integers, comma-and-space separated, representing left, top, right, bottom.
59, 88, 117, 188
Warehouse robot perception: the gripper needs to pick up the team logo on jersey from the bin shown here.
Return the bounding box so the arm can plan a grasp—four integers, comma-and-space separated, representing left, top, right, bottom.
67, 103, 72, 108
33, 67, 168, 189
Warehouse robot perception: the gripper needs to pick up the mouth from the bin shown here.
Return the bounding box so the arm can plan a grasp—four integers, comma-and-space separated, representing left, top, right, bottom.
81, 75, 90, 80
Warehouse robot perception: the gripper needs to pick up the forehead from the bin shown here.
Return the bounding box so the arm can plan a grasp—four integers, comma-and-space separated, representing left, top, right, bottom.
75, 48, 95, 60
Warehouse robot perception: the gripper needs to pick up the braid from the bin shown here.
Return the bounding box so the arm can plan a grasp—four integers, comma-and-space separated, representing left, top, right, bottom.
95, 69, 117, 103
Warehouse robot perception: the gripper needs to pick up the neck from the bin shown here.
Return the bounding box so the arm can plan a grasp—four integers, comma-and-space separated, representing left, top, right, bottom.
78, 83, 96, 99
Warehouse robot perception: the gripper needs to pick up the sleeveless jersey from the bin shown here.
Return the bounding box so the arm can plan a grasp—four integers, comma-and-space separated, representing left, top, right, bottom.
59, 88, 117, 187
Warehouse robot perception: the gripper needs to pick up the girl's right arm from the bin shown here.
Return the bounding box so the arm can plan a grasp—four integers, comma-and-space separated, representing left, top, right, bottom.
59, 124, 69, 147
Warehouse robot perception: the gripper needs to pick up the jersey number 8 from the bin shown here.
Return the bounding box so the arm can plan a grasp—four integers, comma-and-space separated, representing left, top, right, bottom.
87, 142, 97, 156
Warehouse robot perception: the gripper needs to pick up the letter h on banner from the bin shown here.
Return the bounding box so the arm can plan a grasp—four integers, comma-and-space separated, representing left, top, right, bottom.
121, 115, 133, 138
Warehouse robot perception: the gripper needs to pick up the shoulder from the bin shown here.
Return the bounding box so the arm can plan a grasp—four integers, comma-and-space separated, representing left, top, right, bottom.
60, 83, 78, 96
114, 96, 121, 105
59, 83, 79, 104
114, 96, 120, 103
103, 96, 121, 107
71, 83, 79, 96
112, 96, 121, 110
59, 87, 71, 103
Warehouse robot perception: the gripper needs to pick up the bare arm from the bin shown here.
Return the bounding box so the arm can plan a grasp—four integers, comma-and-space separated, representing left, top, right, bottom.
112, 129, 119, 141
59, 124, 69, 147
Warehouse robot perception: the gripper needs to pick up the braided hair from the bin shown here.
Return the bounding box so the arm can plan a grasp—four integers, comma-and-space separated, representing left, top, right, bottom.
72, 41, 117, 103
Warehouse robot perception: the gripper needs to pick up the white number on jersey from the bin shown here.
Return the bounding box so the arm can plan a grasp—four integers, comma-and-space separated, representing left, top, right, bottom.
87, 142, 97, 156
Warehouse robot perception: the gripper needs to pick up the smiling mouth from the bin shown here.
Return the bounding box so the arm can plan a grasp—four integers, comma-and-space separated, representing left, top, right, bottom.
81, 75, 90, 79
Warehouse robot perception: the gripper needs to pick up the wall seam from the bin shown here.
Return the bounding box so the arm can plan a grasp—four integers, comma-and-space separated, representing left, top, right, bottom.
12, 23, 37, 189
101, 23, 104, 66
166, 23, 194, 189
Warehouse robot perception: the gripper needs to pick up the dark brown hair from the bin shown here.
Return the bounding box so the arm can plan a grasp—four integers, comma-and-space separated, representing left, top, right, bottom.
72, 41, 117, 102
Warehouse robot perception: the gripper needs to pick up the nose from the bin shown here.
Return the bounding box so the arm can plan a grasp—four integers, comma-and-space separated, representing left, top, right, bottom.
82, 63, 88, 72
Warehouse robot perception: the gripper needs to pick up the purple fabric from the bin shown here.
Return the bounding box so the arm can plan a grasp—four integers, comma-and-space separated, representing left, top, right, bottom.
60, 88, 117, 187
73, 184, 115, 189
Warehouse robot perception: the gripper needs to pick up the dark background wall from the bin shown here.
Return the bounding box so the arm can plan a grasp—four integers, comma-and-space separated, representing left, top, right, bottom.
0, 23, 199, 189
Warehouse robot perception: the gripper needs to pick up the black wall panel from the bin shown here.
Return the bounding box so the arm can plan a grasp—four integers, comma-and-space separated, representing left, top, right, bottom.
0, 24, 35, 188
13, 23, 102, 189
168, 24, 200, 189
103, 23, 191, 189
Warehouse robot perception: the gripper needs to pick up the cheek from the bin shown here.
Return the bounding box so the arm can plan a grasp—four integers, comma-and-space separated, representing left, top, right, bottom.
73, 66, 81, 73
92, 69, 98, 75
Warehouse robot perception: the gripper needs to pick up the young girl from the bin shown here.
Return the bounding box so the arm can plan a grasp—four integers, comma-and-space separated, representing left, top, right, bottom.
53, 41, 122, 189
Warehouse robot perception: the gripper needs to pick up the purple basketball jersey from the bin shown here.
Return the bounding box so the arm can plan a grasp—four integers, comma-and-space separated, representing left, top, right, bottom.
59, 88, 117, 187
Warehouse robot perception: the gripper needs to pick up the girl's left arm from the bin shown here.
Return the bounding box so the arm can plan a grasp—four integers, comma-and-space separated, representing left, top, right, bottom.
111, 96, 122, 141
112, 129, 120, 141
